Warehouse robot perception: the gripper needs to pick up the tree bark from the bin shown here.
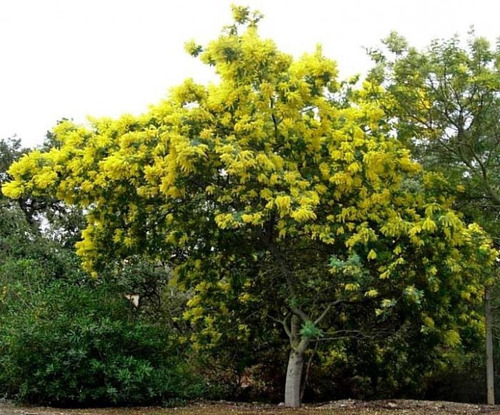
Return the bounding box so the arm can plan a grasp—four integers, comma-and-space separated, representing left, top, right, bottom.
485, 287, 495, 405
284, 348, 306, 408
283, 311, 310, 409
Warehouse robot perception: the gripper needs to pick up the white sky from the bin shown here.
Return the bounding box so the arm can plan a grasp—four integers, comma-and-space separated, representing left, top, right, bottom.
1, 0, 499, 147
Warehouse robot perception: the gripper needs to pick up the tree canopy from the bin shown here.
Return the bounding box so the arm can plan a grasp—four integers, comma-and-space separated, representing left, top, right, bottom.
3, 6, 497, 407
365, 30, 500, 405
366, 31, 500, 243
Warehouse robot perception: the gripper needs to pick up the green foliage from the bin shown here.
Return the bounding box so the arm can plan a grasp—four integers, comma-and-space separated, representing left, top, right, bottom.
300, 321, 324, 339
0, 210, 204, 406
367, 31, 500, 243
0, 277, 204, 406
0, 137, 25, 180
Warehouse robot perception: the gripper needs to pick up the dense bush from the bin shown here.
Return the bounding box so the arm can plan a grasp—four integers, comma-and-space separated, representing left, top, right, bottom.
0, 275, 204, 406
0, 182, 204, 407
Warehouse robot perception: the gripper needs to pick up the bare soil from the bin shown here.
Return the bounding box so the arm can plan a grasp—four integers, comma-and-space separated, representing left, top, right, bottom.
1, 400, 500, 415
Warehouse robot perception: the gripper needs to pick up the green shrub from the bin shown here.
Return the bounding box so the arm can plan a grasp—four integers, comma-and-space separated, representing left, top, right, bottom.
0, 278, 204, 406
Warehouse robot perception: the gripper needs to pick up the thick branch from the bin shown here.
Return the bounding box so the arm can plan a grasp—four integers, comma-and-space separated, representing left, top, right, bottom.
291, 307, 310, 323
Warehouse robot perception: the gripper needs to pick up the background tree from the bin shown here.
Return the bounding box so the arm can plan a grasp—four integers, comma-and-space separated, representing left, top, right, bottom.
3, 8, 497, 407
366, 31, 500, 403
366, 31, 500, 242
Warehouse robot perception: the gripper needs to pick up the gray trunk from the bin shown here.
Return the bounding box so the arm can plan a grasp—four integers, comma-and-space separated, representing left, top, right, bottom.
284, 349, 305, 407
485, 287, 495, 405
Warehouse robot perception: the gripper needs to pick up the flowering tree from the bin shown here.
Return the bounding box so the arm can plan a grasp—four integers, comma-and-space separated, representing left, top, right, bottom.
3, 7, 496, 407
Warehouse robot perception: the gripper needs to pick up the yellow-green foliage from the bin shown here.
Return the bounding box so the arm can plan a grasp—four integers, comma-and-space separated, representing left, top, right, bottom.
3, 7, 497, 353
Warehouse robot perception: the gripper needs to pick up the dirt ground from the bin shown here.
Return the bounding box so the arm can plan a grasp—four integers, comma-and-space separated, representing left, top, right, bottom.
1, 400, 500, 415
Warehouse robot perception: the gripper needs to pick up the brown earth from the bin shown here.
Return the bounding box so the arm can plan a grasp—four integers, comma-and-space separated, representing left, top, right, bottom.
1, 400, 500, 415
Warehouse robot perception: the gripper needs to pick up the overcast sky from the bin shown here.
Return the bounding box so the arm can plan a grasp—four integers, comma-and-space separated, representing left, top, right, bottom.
1, 0, 499, 147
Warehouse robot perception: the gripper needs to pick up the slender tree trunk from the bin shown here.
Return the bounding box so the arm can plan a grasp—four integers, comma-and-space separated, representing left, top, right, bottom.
282, 314, 310, 407
285, 348, 305, 407
485, 287, 495, 405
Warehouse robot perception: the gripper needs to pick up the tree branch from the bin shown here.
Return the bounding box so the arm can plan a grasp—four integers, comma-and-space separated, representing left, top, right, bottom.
291, 307, 310, 323
313, 300, 343, 326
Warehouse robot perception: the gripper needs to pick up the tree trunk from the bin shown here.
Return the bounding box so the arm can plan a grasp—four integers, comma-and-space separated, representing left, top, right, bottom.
485, 287, 495, 405
285, 348, 305, 408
